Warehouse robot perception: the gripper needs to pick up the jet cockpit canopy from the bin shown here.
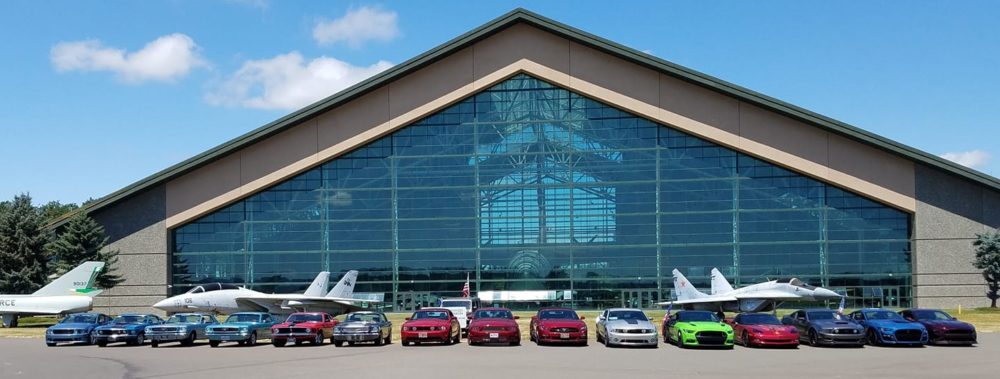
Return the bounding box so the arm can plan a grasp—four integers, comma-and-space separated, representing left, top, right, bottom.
185, 283, 241, 294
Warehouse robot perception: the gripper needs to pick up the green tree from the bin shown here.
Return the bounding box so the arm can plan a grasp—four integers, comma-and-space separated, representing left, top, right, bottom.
973, 229, 1000, 308
0, 194, 51, 294
37, 201, 79, 223
47, 213, 123, 289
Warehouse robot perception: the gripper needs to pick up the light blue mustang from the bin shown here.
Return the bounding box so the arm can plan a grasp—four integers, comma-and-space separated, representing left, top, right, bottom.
207, 312, 277, 347
848, 308, 927, 346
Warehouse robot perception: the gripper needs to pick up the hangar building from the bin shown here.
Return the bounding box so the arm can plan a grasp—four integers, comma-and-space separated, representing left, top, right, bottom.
68, 10, 1000, 314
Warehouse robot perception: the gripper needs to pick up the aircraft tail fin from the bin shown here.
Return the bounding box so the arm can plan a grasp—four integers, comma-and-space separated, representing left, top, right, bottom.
326, 270, 358, 298
303, 272, 331, 297
33, 261, 105, 297
710, 268, 734, 295
672, 269, 708, 301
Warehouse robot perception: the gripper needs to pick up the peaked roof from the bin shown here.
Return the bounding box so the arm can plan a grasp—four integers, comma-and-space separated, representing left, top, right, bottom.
57, 8, 1000, 227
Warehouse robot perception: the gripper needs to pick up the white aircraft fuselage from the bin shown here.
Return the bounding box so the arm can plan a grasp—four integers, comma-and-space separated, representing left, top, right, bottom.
152, 288, 260, 314
660, 268, 842, 312
0, 295, 93, 315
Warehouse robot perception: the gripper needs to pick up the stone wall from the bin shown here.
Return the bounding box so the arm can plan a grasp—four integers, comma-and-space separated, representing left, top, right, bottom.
914, 164, 1000, 308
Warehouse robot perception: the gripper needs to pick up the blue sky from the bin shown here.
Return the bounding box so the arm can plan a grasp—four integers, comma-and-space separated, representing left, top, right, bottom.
2, 0, 998, 204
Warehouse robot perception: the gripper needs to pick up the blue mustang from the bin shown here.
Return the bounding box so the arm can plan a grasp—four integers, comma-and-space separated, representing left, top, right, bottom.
45, 312, 112, 346
94, 314, 164, 347
206, 312, 277, 347
848, 308, 927, 346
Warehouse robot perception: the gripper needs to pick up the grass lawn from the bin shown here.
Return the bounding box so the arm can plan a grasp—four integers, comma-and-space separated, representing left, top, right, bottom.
5, 308, 999, 341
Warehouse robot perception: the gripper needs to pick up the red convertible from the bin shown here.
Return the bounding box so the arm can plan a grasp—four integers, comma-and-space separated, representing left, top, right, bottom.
400, 308, 461, 346
727, 313, 799, 348
530, 307, 587, 346
467, 307, 520, 346
270, 312, 338, 347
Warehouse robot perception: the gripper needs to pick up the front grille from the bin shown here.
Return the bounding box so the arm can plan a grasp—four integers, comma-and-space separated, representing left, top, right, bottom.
895, 329, 923, 342
413, 326, 436, 331
945, 329, 974, 336
833, 328, 858, 334
98, 329, 125, 335
483, 326, 507, 331
213, 327, 240, 333
275, 327, 312, 334
51, 329, 76, 335
695, 331, 727, 345
150, 327, 178, 333
551, 327, 578, 333
620, 329, 652, 334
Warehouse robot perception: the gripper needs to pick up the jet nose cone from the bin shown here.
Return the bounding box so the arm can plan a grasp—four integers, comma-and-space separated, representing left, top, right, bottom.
814, 288, 841, 300
152, 298, 173, 311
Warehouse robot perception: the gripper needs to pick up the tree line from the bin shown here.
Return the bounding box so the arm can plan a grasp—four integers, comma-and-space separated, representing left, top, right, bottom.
0, 194, 121, 294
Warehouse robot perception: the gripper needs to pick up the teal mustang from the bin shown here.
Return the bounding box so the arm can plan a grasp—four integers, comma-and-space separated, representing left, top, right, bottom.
207, 312, 277, 347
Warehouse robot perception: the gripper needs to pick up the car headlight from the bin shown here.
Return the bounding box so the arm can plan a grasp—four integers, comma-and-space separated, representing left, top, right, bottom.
46, 329, 53, 335
879, 327, 892, 333
726, 330, 734, 334
580, 326, 587, 332
682, 329, 694, 334
127, 330, 136, 335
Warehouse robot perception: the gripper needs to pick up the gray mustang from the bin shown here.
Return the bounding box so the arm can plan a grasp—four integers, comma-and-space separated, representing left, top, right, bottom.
596, 308, 658, 347
333, 311, 393, 346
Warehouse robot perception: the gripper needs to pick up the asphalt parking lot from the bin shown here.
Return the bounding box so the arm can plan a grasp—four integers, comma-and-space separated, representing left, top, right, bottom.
0, 334, 995, 379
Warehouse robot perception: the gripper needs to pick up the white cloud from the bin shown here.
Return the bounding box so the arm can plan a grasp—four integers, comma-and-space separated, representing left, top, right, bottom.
940, 150, 990, 169
51, 33, 206, 83
205, 51, 392, 110
313, 6, 400, 47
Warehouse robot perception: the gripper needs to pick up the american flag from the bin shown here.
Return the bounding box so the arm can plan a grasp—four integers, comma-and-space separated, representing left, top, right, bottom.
462, 273, 470, 298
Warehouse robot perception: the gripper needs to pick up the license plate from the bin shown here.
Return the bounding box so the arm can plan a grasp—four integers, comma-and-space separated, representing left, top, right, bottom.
418, 332, 428, 338
221, 335, 238, 341
489, 333, 499, 339
288, 338, 296, 343
560, 333, 570, 339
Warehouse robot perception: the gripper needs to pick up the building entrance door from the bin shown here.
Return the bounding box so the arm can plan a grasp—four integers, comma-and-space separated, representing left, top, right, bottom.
620, 289, 659, 309
395, 292, 437, 312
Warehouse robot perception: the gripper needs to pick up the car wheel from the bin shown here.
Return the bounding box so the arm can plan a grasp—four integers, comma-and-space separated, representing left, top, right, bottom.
46, 342, 56, 347
375, 335, 383, 346
401, 340, 409, 346
272, 339, 286, 347
677, 331, 685, 348
182, 332, 196, 346
510, 339, 520, 346
867, 329, 879, 346
334, 340, 344, 347
88, 333, 96, 345
596, 331, 603, 343
151, 341, 159, 348
453, 330, 461, 344
742, 331, 751, 347
603, 333, 611, 347
248, 332, 257, 346
809, 330, 819, 346
384, 333, 391, 345
313, 332, 324, 346
97, 341, 107, 347
529, 331, 535, 342
209, 340, 220, 348
136, 333, 145, 347
348, 341, 355, 346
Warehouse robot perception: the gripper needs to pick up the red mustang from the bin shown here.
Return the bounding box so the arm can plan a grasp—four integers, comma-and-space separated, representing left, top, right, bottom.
467, 307, 520, 346
400, 308, 461, 346
530, 307, 587, 346
727, 313, 799, 348
270, 312, 338, 347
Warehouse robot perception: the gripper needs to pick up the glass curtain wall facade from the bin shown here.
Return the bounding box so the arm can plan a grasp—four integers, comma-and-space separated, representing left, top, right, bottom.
172, 74, 912, 310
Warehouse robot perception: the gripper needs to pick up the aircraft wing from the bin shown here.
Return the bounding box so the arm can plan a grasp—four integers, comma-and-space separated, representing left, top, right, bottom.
236, 295, 376, 316
656, 296, 738, 306
733, 291, 804, 301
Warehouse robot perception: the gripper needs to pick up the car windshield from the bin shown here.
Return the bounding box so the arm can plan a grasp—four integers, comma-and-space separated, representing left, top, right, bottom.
607, 310, 648, 321
738, 314, 781, 325
286, 314, 323, 323
474, 309, 513, 319
911, 310, 953, 321
440, 300, 471, 309
167, 315, 204, 323
411, 311, 449, 320
111, 315, 144, 324
807, 311, 843, 321
346, 313, 382, 322
539, 309, 579, 320
677, 312, 720, 322
865, 311, 904, 321
61, 314, 97, 323
225, 314, 262, 323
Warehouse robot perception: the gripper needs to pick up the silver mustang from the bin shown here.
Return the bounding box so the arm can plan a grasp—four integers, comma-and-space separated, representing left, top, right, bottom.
596, 308, 658, 347
332, 311, 392, 346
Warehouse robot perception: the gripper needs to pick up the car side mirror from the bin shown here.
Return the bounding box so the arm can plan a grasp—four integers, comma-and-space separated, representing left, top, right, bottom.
951, 317, 958, 321
405, 317, 411, 321
579, 316, 585, 320
514, 316, 520, 320
531, 316, 537, 321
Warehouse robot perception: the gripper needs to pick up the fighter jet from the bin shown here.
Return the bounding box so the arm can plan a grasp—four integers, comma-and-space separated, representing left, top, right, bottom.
1, 261, 105, 328
152, 270, 373, 316
657, 268, 842, 312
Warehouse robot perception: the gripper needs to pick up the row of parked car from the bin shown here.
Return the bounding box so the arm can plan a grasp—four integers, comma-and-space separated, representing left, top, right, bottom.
44, 306, 977, 349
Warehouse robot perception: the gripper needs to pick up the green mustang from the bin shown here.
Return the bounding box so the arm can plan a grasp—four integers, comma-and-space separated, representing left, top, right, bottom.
663, 311, 734, 348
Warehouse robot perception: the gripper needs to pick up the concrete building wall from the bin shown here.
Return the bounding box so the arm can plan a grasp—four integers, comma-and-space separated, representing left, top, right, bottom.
90, 184, 168, 316
914, 164, 1000, 308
